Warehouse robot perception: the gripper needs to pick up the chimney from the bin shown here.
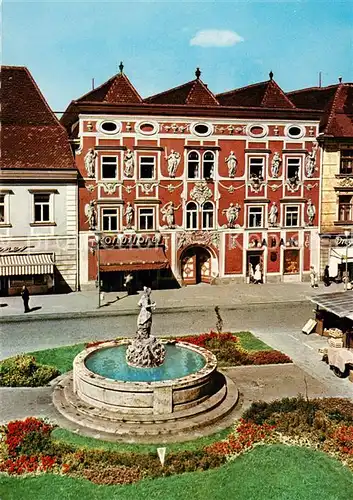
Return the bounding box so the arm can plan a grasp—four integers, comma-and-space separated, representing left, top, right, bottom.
92, 78, 95, 90
338, 76, 342, 83
318, 72, 322, 88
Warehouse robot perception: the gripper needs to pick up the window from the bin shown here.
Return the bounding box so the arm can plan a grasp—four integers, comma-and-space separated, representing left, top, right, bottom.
286, 124, 304, 139
0, 195, 5, 223
187, 151, 200, 179
136, 121, 158, 135
286, 158, 301, 179
284, 206, 299, 227
34, 194, 50, 222
249, 157, 264, 180
139, 207, 154, 230
102, 208, 118, 231
203, 151, 215, 179
99, 121, 120, 134
186, 202, 198, 229
247, 124, 268, 138
101, 156, 117, 179
191, 122, 213, 137
139, 156, 155, 179
338, 195, 353, 222
283, 249, 300, 274
248, 206, 263, 228
340, 150, 353, 175
202, 202, 214, 229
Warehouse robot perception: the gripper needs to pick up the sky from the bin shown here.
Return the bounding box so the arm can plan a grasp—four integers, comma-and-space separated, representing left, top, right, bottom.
2, 0, 353, 113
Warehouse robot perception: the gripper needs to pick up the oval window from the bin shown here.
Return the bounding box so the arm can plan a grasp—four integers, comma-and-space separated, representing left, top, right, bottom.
100, 121, 119, 134
286, 125, 304, 138
191, 122, 213, 137
250, 125, 264, 136
247, 123, 268, 138
136, 121, 158, 135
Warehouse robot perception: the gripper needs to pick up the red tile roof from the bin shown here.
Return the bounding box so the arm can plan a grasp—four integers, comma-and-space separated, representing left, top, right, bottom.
287, 85, 338, 111
217, 79, 295, 109
321, 84, 353, 137
145, 78, 219, 106
77, 72, 143, 104
0, 66, 75, 170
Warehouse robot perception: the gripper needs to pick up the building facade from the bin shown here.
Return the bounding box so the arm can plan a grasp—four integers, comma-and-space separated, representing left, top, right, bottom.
62, 67, 323, 291
0, 66, 78, 295
289, 82, 353, 280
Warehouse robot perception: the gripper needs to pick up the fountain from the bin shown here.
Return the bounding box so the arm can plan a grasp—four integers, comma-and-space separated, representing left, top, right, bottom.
53, 289, 239, 441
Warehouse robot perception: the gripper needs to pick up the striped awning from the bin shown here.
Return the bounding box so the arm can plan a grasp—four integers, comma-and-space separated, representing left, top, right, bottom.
310, 292, 353, 321
0, 253, 55, 276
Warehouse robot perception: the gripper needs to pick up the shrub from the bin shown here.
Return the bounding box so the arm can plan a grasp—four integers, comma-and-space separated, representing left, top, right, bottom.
242, 397, 319, 425
81, 465, 143, 485
0, 355, 59, 387
315, 398, 353, 424
246, 351, 292, 365
3, 417, 54, 457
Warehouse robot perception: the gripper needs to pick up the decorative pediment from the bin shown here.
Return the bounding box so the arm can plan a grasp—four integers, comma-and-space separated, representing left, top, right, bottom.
190, 181, 213, 205
177, 231, 220, 249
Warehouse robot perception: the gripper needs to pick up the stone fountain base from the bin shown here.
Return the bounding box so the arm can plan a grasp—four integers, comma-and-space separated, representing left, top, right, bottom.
52, 340, 239, 442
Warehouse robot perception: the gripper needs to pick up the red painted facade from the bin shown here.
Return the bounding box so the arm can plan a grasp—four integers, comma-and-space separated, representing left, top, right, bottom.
62, 69, 322, 289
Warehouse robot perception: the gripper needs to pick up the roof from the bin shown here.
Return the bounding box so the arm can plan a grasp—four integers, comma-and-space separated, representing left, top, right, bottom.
310, 292, 353, 321
287, 85, 339, 111
77, 69, 143, 104
145, 73, 219, 106
0, 66, 75, 170
217, 79, 295, 109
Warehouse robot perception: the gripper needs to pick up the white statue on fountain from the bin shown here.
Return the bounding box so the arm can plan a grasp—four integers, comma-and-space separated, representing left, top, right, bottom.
126, 287, 166, 368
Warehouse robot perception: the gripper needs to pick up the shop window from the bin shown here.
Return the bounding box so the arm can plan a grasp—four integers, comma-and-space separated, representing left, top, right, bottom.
139, 207, 154, 230
249, 157, 264, 180
284, 249, 300, 274
286, 158, 301, 180
202, 202, 214, 229
338, 195, 353, 222
101, 156, 118, 179
139, 156, 155, 179
203, 151, 215, 179
186, 202, 198, 229
340, 150, 353, 175
0, 195, 5, 223
248, 206, 263, 228
284, 206, 299, 227
187, 151, 200, 179
102, 208, 119, 231
34, 194, 51, 223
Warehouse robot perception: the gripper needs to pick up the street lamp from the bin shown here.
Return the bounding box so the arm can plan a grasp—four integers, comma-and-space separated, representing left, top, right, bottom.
344, 230, 350, 291
95, 233, 101, 308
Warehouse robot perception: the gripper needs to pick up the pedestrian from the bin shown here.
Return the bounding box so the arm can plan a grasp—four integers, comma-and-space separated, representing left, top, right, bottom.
21, 285, 30, 313
310, 266, 319, 288
124, 273, 134, 295
254, 263, 262, 284
323, 265, 331, 287
248, 263, 254, 284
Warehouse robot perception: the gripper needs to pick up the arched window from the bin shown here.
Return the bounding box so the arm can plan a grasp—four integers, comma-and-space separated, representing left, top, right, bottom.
187, 151, 200, 179
203, 151, 215, 179
202, 202, 214, 229
186, 201, 198, 229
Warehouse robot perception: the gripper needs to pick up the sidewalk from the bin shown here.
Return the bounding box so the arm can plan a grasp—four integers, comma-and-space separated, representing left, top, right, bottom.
0, 281, 348, 323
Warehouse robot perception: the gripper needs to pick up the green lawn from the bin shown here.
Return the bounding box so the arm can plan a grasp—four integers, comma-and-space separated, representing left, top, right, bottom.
25, 332, 272, 375
51, 426, 233, 454
1, 445, 352, 500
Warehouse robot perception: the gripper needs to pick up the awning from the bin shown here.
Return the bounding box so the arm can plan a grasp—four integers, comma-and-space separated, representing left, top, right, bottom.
310, 292, 353, 321
0, 253, 55, 276
99, 247, 170, 272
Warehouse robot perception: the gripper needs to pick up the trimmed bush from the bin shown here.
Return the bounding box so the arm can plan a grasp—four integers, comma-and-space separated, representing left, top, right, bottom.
0, 355, 59, 387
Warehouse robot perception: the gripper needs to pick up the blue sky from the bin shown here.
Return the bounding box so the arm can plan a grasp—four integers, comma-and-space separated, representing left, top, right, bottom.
2, 0, 353, 113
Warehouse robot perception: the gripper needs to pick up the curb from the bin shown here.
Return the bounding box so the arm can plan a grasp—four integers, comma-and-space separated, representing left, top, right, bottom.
0, 299, 310, 324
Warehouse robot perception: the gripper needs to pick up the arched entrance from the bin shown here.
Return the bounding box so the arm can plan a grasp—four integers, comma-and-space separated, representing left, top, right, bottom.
180, 246, 213, 285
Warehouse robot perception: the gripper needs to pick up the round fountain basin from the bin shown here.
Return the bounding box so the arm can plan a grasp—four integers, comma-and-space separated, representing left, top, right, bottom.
73, 340, 217, 415
85, 344, 206, 382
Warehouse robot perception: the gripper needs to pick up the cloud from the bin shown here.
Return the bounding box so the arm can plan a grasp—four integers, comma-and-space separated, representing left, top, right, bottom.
190, 30, 244, 48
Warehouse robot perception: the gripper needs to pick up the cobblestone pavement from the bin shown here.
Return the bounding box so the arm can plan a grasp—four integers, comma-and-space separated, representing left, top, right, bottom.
0, 281, 348, 322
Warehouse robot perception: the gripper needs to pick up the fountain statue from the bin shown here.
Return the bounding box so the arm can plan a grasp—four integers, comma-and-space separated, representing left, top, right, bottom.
126, 287, 166, 368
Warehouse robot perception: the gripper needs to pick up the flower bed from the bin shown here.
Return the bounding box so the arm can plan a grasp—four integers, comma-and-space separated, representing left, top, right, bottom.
0, 355, 60, 387
177, 332, 292, 366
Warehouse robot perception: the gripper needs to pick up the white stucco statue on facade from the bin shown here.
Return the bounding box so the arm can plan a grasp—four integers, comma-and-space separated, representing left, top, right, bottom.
225, 151, 238, 177
268, 202, 278, 226
271, 152, 281, 178
124, 202, 134, 229
166, 150, 181, 178
161, 201, 181, 228
305, 142, 318, 177
307, 199, 316, 226
85, 200, 97, 230
223, 203, 241, 227
84, 148, 97, 178
124, 149, 135, 177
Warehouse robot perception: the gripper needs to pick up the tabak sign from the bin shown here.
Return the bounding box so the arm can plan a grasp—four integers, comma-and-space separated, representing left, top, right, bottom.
89, 233, 163, 249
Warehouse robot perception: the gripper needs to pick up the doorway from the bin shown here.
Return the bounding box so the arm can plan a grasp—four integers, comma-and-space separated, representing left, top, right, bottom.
246, 251, 263, 283
181, 246, 213, 285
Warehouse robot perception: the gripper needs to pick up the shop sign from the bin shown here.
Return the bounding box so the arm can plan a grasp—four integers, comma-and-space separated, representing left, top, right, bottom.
335, 236, 353, 247
248, 237, 299, 249
100, 233, 163, 248
0, 246, 35, 253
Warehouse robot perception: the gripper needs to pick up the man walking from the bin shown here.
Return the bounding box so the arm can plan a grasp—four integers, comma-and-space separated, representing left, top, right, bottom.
21, 285, 30, 313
